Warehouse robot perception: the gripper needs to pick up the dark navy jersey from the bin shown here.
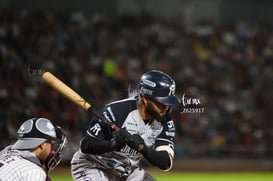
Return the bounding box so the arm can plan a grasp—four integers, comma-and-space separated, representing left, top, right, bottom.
88, 97, 175, 148
72, 96, 176, 173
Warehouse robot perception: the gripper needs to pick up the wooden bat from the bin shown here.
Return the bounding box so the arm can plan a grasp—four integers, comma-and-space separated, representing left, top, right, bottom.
42, 71, 145, 151
42, 71, 119, 131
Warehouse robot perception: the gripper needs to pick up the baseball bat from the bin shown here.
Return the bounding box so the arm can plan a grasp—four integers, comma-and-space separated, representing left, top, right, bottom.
42, 71, 119, 131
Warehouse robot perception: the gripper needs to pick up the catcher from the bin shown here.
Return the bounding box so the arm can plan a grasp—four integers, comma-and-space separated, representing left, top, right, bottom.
0, 117, 67, 181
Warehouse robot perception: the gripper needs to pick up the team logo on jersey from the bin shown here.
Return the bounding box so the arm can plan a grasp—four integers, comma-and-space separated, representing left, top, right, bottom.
150, 121, 161, 130
121, 145, 139, 156
89, 123, 101, 136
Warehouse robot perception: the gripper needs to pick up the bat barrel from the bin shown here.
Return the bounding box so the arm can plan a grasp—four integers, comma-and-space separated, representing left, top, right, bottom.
42, 72, 91, 111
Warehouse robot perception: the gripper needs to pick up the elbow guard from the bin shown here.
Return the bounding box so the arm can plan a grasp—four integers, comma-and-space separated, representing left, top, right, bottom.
155, 145, 174, 171
142, 145, 174, 171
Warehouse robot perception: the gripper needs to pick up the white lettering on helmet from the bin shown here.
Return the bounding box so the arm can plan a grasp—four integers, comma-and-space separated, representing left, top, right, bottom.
143, 79, 156, 87
140, 87, 153, 95
168, 83, 176, 96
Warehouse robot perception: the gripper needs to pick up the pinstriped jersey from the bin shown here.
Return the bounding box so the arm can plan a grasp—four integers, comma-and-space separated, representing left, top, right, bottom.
0, 147, 48, 181
71, 96, 176, 175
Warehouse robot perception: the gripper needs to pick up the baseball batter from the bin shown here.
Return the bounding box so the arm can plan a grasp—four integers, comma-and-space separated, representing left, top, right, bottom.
0, 117, 67, 181
71, 70, 181, 181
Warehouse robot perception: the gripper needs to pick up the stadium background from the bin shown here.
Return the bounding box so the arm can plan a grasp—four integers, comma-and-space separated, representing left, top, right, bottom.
0, 0, 272, 177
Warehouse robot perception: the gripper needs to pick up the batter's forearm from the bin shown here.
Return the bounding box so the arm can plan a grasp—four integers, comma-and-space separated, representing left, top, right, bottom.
141, 147, 171, 170
80, 136, 112, 154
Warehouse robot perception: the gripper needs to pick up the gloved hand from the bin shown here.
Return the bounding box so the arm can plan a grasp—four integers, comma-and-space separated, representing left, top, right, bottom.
110, 128, 130, 151
126, 134, 146, 153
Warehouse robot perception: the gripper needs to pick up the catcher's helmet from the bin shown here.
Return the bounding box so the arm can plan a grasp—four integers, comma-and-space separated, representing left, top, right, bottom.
138, 70, 180, 106
12, 118, 63, 150
12, 117, 67, 171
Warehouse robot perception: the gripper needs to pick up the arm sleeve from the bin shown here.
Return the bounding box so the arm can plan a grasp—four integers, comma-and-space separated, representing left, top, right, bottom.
139, 140, 174, 171
141, 146, 171, 170
81, 107, 114, 154
142, 119, 175, 171
80, 135, 113, 154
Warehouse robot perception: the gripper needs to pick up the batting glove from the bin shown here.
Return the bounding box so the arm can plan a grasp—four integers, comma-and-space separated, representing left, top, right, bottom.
126, 134, 146, 153
110, 128, 130, 151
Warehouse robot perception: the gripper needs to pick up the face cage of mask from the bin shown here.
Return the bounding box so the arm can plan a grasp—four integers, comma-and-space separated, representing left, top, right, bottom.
45, 136, 67, 171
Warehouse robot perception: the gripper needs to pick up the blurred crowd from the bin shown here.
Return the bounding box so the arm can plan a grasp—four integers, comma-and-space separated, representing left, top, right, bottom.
0, 8, 272, 161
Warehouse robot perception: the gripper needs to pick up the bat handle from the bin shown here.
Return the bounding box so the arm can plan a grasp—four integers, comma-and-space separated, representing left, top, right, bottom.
111, 124, 119, 131
88, 108, 145, 151
88, 107, 120, 131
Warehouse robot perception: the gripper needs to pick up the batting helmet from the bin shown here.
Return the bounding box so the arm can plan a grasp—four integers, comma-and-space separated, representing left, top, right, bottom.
138, 70, 180, 106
